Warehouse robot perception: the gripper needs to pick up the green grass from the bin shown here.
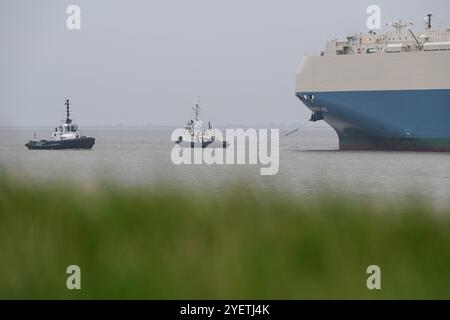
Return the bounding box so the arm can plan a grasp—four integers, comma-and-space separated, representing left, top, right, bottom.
1, 175, 450, 299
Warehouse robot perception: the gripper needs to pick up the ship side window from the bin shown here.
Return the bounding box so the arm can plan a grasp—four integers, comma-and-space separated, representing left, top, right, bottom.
59, 126, 63, 132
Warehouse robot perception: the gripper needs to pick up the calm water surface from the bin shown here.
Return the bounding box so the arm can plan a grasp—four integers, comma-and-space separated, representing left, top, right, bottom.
1, 127, 450, 206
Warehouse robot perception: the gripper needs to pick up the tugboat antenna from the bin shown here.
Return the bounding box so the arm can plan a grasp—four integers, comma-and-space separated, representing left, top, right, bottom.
65, 99, 72, 124
194, 96, 200, 121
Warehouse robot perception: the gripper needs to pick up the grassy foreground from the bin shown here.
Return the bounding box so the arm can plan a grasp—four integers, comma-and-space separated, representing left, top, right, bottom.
1, 176, 450, 299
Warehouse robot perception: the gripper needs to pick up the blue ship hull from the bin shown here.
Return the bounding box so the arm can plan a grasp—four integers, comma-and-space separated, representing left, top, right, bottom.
296, 89, 450, 151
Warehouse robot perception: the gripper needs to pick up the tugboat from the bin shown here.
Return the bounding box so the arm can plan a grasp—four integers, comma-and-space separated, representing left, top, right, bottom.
175, 97, 219, 148
25, 99, 95, 150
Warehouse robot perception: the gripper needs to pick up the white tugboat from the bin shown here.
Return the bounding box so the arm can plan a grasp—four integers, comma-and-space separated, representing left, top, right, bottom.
25, 99, 95, 150
175, 97, 226, 148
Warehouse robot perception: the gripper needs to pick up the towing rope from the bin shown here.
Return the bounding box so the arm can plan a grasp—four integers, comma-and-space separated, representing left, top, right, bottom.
283, 120, 310, 137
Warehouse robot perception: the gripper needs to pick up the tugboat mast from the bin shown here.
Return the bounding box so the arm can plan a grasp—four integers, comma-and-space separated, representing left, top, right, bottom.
194, 96, 200, 121
426, 13, 432, 29
65, 99, 72, 124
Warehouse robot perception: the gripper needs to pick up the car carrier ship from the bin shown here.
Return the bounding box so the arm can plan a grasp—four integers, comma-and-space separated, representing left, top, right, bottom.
295, 14, 450, 151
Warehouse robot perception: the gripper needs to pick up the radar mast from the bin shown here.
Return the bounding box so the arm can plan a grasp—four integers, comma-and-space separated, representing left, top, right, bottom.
65, 99, 72, 124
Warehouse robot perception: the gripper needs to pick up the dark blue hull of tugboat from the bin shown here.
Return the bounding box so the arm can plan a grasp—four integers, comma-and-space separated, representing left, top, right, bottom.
25, 137, 95, 150
175, 138, 229, 148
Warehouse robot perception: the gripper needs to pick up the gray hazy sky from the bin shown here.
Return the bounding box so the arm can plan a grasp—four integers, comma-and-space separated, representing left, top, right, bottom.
1, 0, 449, 127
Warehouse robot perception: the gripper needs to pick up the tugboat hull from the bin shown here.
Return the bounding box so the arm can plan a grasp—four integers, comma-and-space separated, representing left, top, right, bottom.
25, 137, 95, 150
175, 138, 215, 148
